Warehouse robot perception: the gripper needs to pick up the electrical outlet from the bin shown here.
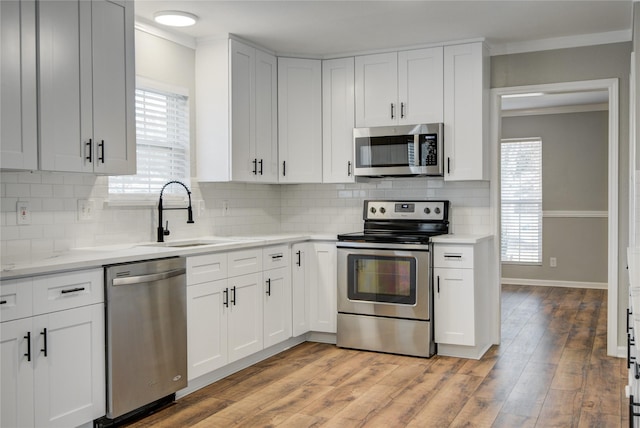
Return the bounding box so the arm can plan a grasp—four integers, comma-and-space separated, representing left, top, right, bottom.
78, 199, 94, 221
16, 201, 31, 225
222, 200, 229, 216
550, 257, 557, 268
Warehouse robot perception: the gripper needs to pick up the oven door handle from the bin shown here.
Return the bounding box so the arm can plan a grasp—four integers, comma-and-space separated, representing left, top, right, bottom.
336, 241, 430, 251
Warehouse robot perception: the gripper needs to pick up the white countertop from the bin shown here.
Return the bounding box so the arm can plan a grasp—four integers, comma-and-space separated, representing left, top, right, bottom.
1, 234, 337, 280
431, 234, 494, 244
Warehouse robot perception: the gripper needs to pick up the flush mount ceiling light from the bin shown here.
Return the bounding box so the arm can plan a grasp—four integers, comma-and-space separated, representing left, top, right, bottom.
154, 11, 198, 27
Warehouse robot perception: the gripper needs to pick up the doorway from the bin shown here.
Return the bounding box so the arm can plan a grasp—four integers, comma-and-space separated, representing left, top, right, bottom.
490, 79, 620, 356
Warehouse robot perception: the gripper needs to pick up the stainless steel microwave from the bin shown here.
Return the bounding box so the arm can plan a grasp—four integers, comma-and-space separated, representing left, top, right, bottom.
353, 123, 444, 177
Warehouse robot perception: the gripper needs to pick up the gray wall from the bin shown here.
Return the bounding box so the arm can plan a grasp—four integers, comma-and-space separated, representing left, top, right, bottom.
501, 111, 608, 283
492, 42, 631, 346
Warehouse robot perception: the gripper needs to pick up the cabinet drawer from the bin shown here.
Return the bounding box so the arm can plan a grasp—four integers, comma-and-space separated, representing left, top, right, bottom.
0, 278, 33, 322
433, 245, 474, 269
263, 245, 290, 270
228, 249, 263, 278
187, 253, 227, 285
32, 269, 104, 315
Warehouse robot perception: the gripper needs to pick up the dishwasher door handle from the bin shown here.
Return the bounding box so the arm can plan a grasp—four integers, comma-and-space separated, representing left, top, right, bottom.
112, 268, 186, 286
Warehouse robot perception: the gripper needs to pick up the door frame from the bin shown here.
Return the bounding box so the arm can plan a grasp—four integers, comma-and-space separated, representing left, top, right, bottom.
489, 78, 620, 356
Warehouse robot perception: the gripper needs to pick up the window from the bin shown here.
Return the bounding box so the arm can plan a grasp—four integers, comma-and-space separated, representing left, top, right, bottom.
109, 80, 190, 197
501, 138, 542, 264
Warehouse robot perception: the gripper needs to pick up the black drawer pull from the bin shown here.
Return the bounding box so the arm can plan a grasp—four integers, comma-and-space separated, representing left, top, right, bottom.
271, 254, 283, 260
86, 139, 92, 162
24, 332, 31, 362
444, 254, 462, 259
296, 250, 301, 267
259, 159, 263, 175
0, 300, 7, 305
41, 328, 48, 357
231, 286, 236, 306
252, 158, 258, 175
61, 287, 85, 294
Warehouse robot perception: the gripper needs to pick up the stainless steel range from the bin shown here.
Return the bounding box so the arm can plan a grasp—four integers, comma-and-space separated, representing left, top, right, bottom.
336, 200, 450, 357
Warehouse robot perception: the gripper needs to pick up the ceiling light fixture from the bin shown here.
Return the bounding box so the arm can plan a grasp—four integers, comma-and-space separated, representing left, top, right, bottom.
154, 11, 198, 27
502, 92, 544, 99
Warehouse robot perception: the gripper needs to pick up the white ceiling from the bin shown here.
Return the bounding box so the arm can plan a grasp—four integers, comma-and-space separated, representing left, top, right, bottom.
134, 0, 633, 57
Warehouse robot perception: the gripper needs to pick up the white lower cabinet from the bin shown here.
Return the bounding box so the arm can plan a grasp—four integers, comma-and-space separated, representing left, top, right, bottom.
263, 245, 292, 348
0, 270, 105, 428
291, 243, 310, 336
227, 271, 264, 362
433, 239, 492, 359
309, 242, 337, 333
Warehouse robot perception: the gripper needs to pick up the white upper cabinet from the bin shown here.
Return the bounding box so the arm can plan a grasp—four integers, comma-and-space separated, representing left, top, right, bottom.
1, 0, 37, 170
197, 38, 278, 183
355, 47, 443, 127
322, 57, 355, 183
278, 57, 323, 183
443, 42, 490, 181
38, 0, 135, 175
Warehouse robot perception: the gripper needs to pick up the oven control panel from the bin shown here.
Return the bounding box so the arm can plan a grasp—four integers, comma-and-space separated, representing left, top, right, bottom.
364, 200, 448, 221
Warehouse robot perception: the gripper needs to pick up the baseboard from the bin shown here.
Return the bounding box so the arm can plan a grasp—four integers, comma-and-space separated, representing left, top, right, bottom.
618, 345, 627, 359
501, 277, 607, 290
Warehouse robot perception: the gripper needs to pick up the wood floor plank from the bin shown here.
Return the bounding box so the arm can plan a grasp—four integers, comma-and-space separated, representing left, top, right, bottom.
122, 284, 626, 428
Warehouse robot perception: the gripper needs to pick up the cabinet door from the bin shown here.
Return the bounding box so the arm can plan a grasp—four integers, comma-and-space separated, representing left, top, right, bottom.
1, 0, 37, 170
263, 267, 292, 348
227, 272, 263, 362
322, 57, 355, 183
309, 243, 337, 333
398, 47, 443, 124
354, 52, 397, 127
291, 243, 309, 336
0, 318, 34, 428
33, 304, 105, 428
278, 57, 322, 183
230, 39, 257, 182
38, 0, 88, 173
91, 0, 135, 174
254, 49, 279, 183
434, 268, 475, 346
443, 42, 489, 181
187, 279, 228, 380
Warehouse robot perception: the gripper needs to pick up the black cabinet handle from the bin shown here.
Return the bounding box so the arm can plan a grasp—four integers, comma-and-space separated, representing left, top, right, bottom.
347, 161, 352, 176
60, 287, 85, 295
223, 288, 229, 308
266, 278, 271, 296
24, 332, 31, 362
231, 286, 236, 306
259, 159, 263, 175
282, 161, 286, 177
98, 140, 105, 163
447, 157, 451, 174
390, 103, 395, 119
296, 250, 301, 267
86, 139, 92, 162
444, 254, 462, 259
41, 328, 48, 357
0, 300, 7, 305
271, 254, 283, 260
252, 158, 258, 175
437, 276, 440, 294
400, 102, 405, 118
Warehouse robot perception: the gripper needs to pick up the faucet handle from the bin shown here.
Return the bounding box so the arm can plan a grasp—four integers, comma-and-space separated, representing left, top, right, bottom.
164, 221, 170, 236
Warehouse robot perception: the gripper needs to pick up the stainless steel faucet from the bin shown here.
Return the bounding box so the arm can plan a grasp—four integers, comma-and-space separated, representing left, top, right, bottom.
157, 181, 194, 242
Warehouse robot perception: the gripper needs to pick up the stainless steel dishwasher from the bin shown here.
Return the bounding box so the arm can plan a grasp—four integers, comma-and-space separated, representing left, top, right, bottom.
104, 257, 187, 420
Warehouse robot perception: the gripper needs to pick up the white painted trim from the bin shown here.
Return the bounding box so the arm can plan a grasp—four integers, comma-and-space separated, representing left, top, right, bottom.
542, 211, 608, 218
134, 18, 196, 50
490, 30, 631, 56
501, 277, 607, 290
490, 78, 620, 358
501, 103, 609, 118
618, 345, 628, 359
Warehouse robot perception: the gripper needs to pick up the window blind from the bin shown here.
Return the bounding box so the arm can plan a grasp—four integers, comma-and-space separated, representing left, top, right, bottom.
501, 138, 542, 264
109, 86, 190, 195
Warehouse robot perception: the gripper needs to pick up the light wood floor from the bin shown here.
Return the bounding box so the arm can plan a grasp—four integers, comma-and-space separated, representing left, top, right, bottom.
125, 284, 628, 427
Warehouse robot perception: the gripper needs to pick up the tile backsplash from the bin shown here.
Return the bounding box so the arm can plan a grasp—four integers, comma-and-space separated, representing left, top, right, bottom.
1, 171, 491, 260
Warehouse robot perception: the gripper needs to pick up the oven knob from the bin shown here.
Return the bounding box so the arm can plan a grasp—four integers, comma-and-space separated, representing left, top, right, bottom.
380, 207, 386, 214
370, 207, 377, 214
435, 207, 441, 214
424, 207, 431, 214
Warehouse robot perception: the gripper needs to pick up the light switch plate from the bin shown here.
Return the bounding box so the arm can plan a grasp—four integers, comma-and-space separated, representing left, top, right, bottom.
17, 201, 31, 225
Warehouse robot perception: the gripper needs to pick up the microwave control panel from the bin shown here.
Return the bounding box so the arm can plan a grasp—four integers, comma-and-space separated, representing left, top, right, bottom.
420, 134, 438, 166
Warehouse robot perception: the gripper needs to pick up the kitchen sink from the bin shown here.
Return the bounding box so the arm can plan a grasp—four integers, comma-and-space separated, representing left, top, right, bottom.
139, 239, 239, 248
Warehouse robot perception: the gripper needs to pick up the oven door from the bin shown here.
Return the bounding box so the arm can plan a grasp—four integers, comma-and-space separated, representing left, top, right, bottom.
337, 244, 431, 320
